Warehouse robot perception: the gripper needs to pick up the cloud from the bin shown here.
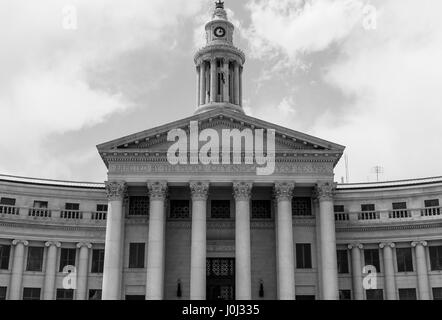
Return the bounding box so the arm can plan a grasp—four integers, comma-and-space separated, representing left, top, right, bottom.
0, 0, 205, 179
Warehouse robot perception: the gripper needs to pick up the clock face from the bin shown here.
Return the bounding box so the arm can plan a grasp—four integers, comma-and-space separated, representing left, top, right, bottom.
214, 27, 226, 38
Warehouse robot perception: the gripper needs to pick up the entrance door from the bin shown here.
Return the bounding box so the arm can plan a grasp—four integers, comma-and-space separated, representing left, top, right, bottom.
206, 258, 235, 300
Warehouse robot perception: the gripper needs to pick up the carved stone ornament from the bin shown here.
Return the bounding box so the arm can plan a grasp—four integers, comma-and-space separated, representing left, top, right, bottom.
12, 239, 29, 246
147, 181, 168, 201
273, 182, 295, 202
379, 242, 395, 249
347, 243, 364, 250
76, 242, 93, 249
189, 181, 210, 201
411, 240, 428, 247
315, 181, 336, 201
233, 181, 253, 201
105, 181, 127, 201
45, 241, 61, 248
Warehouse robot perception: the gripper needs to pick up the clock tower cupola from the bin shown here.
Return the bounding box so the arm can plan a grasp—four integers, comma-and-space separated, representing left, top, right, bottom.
194, 0, 245, 114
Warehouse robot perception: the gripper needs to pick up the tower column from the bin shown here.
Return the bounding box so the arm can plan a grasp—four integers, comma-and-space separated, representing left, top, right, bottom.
43, 241, 61, 300
348, 243, 364, 300
223, 59, 229, 102
102, 181, 127, 300
210, 58, 217, 103
9, 239, 28, 300
316, 181, 339, 300
146, 181, 168, 300
234, 62, 240, 105
274, 182, 295, 300
412, 241, 430, 300
233, 181, 252, 300
189, 181, 209, 300
380, 242, 396, 300
196, 65, 200, 106
200, 61, 206, 105
239, 66, 243, 106
76, 242, 92, 300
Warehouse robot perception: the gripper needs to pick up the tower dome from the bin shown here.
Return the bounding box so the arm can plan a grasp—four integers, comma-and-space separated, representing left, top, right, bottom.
194, 1, 246, 114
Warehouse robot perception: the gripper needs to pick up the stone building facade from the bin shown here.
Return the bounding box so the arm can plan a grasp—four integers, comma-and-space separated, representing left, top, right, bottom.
0, 1, 441, 300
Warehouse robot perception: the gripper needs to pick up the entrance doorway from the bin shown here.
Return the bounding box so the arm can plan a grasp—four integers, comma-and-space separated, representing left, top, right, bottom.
206, 258, 235, 300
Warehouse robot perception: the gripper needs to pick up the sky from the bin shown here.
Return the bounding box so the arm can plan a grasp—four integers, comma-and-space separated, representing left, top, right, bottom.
1, 0, 442, 183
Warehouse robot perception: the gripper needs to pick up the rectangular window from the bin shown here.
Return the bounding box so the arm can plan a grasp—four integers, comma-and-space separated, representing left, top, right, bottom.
364, 249, 381, 272
23, 288, 41, 300
89, 289, 102, 300
0, 197, 15, 205
392, 202, 407, 210
96, 204, 108, 212
91, 249, 105, 273
334, 205, 345, 213
396, 248, 413, 272
339, 290, 351, 300
366, 289, 383, 300
59, 248, 76, 272
26, 247, 44, 272
0, 245, 11, 270
296, 243, 312, 269
251, 200, 271, 219
129, 196, 149, 216
0, 287, 6, 300
56, 289, 74, 300
398, 288, 417, 300
429, 246, 442, 271
65, 203, 79, 210
361, 204, 375, 211
170, 200, 190, 219
129, 243, 145, 268
211, 200, 230, 219
425, 199, 439, 207
292, 197, 312, 216
337, 250, 349, 274
33, 200, 48, 208
433, 287, 442, 300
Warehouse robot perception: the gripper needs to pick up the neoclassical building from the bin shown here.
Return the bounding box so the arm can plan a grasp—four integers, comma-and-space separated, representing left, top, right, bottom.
0, 2, 442, 301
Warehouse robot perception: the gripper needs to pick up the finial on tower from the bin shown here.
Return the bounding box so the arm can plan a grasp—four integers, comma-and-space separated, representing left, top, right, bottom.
215, 0, 224, 9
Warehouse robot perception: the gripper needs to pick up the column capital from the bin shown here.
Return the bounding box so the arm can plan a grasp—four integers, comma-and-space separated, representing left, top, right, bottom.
274, 182, 295, 202
105, 181, 127, 201
12, 239, 29, 246
379, 242, 395, 249
45, 241, 61, 248
76, 242, 92, 249
315, 181, 336, 201
348, 243, 363, 250
190, 181, 210, 201
411, 240, 428, 247
233, 181, 253, 201
147, 181, 168, 201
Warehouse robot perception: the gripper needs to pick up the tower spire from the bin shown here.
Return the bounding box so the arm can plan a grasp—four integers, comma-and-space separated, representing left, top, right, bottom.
193, 1, 246, 114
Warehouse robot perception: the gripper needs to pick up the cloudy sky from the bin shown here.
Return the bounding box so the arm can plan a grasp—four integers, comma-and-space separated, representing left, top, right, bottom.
1, 0, 441, 183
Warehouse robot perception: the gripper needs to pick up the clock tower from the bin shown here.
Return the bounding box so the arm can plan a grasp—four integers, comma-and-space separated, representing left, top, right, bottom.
194, 0, 245, 114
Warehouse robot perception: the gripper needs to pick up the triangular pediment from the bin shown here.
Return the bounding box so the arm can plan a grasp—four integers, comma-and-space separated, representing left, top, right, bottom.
97, 108, 345, 167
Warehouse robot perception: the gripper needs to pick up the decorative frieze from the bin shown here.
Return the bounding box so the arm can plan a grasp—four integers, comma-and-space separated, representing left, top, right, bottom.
147, 181, 168, 201
274, 182, 295, 202
189, 181, 210, 201
233, 181, 253, 201
105, 181, 127, 201
316, 181, 336, 201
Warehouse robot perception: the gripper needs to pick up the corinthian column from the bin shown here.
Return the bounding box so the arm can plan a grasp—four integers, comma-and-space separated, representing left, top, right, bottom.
316, 181, 339, 300
9, 239, 29, 300
274, 182, 295, 300
146, 181, 168, 300
102, 180, 127, 300
76, 242, 92, 300
412, 241, 430, 300
43, 241, 61, 300
379, 242, 396, 300
189, 181, 209, 300
348, 243, 364, 300
233, 181, 253, 300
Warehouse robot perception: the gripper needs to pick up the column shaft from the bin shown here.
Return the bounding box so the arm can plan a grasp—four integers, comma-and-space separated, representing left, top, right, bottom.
234, 182, 252, 300
210, 59, 217, 103
9, 240, 28, 300
349, 245, 364, 300
146, 181, 167, 300
234, 62, 240, 105
200, 62, 206, 105
196, 66, 200, 106
274, 182, 295, 300
43, 242, 60, 300
102, 181, 127, 300
380, 243, 396, 300
413, 241, 430, 300
76, 243, 91, 300
223, 60, 229, 102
